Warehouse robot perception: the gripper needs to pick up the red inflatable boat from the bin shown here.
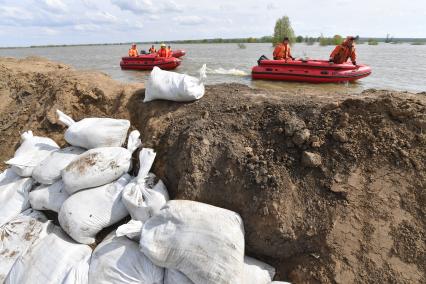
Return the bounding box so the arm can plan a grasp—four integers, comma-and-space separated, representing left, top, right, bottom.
252, 58, 372, 83
172, 49, 186, 58
120, 54, 181, 71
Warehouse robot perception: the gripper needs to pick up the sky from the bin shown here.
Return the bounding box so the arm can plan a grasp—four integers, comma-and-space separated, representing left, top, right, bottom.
0, 0, 425, 47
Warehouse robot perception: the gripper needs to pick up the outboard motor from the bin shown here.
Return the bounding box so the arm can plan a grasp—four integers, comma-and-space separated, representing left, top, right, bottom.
257, 55, 268, 65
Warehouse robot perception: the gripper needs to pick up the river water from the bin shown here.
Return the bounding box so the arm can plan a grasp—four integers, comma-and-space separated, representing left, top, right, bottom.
1, 43, 425, 93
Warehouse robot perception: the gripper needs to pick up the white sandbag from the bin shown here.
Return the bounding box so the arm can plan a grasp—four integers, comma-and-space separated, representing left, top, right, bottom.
5, 226, 92, 284
243, 256, 276, 284
144, 65, 206, 102
116, 219, 143, 241
59, 174, 132, 244
56, 110, 131, 149
32, 146, 85, 184
122, 148, 169, 222
140, 200, 245, 284
6, 131, 59, 177
29, 180, 69, 212
0, 169, 33, 227
62, 130, 141, 195
164, 269, 193, 284
89, 232, 164, 284
0, 209, 54, 282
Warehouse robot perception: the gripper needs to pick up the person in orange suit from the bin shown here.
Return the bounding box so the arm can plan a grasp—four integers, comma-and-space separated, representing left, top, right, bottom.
329, 36, 358, 65
148, 45, 157, 53
273, 37, 295, 60
167, 45, 173, 58
128, 43, 138, 57
157, 44, 169, 57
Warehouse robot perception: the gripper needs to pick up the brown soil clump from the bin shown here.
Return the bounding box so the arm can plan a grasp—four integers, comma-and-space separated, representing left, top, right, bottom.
1, 57, 425, 283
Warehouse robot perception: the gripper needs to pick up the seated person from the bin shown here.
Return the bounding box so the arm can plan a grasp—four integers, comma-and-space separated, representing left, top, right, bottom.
128, 43, 138, 57
157, 44, 168, 57
148, 45, 157, 53
273, 37, 295, 60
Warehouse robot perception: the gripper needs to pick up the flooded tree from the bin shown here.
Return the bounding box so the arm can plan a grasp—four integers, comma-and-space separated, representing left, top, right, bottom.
272, 16, 295, 45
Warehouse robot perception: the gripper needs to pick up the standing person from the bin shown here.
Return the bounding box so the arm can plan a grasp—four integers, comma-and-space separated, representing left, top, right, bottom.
167, 45, 173, 57
329, 36, 358, 65
148, 45, 157, 54
157, 44, 168, 57
128, 43, 138, 57
273, 37, 295, 60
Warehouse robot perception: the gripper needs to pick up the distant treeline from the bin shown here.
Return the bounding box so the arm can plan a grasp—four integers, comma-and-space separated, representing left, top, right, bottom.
1, 36, 425, 49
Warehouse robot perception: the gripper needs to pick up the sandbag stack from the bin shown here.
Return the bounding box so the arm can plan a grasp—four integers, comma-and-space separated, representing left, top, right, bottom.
0, 110, 279, 284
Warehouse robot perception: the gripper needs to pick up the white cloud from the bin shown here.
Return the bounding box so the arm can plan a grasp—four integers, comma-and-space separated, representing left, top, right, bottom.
41, 0, 68, 13
87, 11, 119, 24
112, 0, 182, 14
81, 0, 97, 8
149, 15, 160, 20
42, 27, 59, 35
111, 0, 156, 14
173, 15, 203, 25
73, 23, 102, 31
0, 6, 34, 23
0, 0, 425, 47
267, 3, 277, 10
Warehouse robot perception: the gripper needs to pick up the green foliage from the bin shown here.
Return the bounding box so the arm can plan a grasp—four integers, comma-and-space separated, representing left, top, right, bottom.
318, 34, 343, 46
296, 35, 304, 43
368, 39, 379, 45
304, 36, 316, 45
247, 37, 257, 43
272, 16, 296, 45
332, 35, 343, 45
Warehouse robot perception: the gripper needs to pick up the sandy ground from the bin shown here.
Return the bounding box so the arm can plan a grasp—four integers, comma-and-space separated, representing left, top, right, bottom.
0, 56, 425, 283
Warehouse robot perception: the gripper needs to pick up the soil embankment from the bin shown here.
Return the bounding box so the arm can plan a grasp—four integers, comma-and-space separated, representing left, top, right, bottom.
1, 57, 425, 283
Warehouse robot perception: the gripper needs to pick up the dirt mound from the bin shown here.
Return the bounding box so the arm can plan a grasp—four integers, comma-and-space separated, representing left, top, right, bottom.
1, 57, 425, 283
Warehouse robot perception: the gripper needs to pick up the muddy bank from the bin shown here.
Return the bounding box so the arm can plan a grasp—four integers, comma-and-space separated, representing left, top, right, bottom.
1, 57, 425, 283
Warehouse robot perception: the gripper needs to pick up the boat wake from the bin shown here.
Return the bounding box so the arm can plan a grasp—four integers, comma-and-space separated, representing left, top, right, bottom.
207, 67, 249, 76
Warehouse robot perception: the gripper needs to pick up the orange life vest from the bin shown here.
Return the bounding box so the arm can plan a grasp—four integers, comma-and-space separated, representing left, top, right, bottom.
157, 48, 168, 57
167, 48, 173, 58
273, 43, 292, 60
128, 48, 138, 57
330, 41, 356, 64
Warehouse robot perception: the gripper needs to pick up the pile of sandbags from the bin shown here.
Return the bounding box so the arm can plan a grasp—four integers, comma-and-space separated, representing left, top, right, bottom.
0, 209, 53, 282
0, 110, 281, 283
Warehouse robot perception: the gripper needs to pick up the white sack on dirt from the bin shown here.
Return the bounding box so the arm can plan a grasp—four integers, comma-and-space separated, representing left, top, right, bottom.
32, 146, 85, 184
29, 180, 69, 212
59, 174, 132, 244
89, 232, 164, 284
5, 131, 59, 177
62, 130, 141, 195
144, 65, 206, 102
0, 209, 53, 282
0, 169, 34, 227
5, 226, 92, 284
243, 256, 276, 284
164, 269, 194, 284
140, 200, 245, 284
56, 110, 131, 149
116, 220, 143, 241
122, 148, 169, 222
